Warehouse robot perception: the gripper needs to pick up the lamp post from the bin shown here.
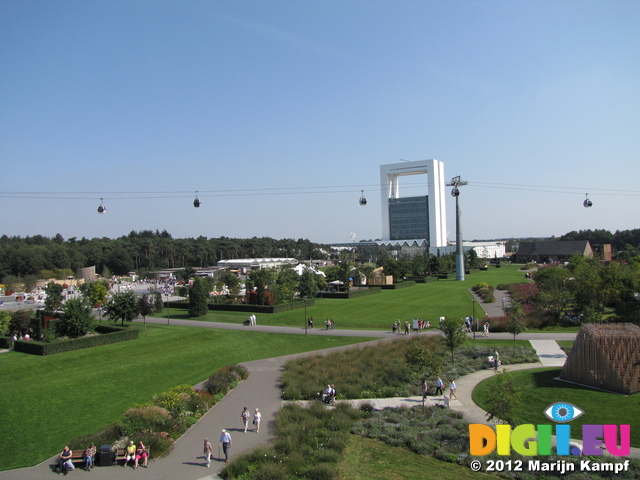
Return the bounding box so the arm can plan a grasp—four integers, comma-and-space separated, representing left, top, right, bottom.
166, 292, 170, 325
303, 296, 308, 335
472, 297, 476, 340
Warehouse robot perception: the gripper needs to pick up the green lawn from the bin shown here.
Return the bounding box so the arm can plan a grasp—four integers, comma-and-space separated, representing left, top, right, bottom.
472, 367, 640, 448
339, 435, 494, 480
157, 265, 532, 330
0, 325, 373, 471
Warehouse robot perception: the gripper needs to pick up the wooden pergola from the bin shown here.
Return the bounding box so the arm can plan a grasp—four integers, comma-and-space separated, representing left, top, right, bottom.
560, 323, 640, 395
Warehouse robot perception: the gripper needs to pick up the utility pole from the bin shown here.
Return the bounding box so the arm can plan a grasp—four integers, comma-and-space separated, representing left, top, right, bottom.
447, 176, 468, 281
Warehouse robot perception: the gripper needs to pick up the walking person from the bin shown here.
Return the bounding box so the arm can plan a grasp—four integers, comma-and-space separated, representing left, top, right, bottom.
219, 429, 232, 463
449, 379, 458, 400
434, 376, 444, 396
241, 406, 250, 433
203, 438, 213, 468
421, 378, 428, 404
404, 321, 410, 335
253, 408, 262, 433
493, 349, 500, 371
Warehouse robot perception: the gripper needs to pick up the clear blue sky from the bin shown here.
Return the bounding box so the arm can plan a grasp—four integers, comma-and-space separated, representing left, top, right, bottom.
2, 0, 639, 244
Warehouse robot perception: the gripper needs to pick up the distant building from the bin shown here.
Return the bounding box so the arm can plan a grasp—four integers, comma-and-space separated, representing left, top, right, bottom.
513, 240, 593, 263
380, 160, 447, 253
464, 241, 507, 259
216, 258, 298, 273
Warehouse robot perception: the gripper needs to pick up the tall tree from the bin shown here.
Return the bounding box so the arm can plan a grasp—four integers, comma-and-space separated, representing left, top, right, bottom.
44, 282, 64, 313
440, 317, 468, 362
138, 294, 154, 330
104, 291, 139, 326
485, 370, 522, 424
248, 268, 275, 306
505, 302, 526, 353
298, 266, 319, 299
57, 298, 94, 338
188, 277, 209, 317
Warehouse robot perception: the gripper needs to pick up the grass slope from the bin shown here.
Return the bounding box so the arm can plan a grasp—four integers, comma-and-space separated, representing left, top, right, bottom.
472, 367, 640, 448
0, 325, 372, 471
159, 265, 531, 329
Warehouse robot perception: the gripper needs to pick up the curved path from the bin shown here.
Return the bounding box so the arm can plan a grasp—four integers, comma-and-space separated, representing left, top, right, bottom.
0, 318, 611, 480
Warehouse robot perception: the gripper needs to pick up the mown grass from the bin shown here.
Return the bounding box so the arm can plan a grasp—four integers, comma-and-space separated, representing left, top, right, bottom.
0, 325, 372, 471
154, 264, 531, 329
472, 367, 640, 448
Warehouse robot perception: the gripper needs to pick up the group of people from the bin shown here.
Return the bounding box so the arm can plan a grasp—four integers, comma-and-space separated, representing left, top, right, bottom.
55, 440, 148, 474
122, 440, 149, 469
392, 319, 431, 334
324, 318, 335, 330
202, 407, 263, 467
421, 376, 457, 401
482, 321, 491, 337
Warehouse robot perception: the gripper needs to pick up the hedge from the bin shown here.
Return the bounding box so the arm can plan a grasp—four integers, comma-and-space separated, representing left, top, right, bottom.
379, 281, 416, 290
166, 299, 316, 314
12, 326, 138, 355
317, 287, 381, 299
0, 336, 13, 349
404, 276, 438, 284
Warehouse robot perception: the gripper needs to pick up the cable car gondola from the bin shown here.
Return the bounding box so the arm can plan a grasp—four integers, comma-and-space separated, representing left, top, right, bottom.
359, 190, 367, 206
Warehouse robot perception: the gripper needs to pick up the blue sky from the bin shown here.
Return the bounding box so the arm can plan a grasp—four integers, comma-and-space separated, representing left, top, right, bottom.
1, 0, 639, 244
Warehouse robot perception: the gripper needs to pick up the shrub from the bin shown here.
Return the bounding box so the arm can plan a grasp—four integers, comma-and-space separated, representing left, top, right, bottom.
203, 371, 236, 396
153, 391, 184, 417
121, 406, 171, 434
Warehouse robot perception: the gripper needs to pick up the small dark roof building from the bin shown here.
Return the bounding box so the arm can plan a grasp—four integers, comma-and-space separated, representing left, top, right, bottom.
513, 240, 593, 263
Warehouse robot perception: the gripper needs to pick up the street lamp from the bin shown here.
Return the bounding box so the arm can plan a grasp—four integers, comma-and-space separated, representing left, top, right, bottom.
472, 297, 476, 340
303, 296, 308, 335
166, 292, 170, 325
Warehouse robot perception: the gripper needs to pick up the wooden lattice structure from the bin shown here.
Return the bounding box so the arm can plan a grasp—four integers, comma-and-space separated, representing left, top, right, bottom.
560, 323, 640, 395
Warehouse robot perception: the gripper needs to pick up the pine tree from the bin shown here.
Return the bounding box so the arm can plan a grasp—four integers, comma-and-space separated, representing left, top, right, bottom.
189, 277, 209, 317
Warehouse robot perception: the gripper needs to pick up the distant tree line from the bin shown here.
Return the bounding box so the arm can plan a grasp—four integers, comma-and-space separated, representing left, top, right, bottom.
0, 230, 329, 279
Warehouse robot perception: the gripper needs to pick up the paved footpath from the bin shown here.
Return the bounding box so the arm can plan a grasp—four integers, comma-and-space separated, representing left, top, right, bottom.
2, 320, 635, 479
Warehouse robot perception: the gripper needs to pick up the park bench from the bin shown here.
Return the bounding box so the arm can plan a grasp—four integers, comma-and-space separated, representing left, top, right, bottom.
114, 446, 151, 466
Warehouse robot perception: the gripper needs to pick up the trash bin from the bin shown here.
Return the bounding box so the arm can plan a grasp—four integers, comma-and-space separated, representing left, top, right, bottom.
99, 445, 112, 466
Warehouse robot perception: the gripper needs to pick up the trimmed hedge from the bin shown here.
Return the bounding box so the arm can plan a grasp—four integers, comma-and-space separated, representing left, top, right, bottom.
379, 281, 415, 290
167, 300, 316, 314
317, 287, 381, 299
0, 336, 13, 349
12, 326, 138, 355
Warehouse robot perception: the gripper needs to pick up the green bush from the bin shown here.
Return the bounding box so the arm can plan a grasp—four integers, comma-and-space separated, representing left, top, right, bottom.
121, 406, 171, 434
203, 371, 236, 396
12, 327, 138, 355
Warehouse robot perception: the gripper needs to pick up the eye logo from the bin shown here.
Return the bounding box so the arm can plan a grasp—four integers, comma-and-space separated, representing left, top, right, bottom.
544, 402, 584, 423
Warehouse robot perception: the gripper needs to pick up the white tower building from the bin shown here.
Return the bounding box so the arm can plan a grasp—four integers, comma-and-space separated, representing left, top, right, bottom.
380, 159, 447, 249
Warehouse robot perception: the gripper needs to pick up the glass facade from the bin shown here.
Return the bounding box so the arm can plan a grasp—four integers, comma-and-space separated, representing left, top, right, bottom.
388, 196, 429, 241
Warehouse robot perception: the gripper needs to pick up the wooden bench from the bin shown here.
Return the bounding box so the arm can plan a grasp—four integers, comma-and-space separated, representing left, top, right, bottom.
69, 448, 92, 467
114, 446, 151, 467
